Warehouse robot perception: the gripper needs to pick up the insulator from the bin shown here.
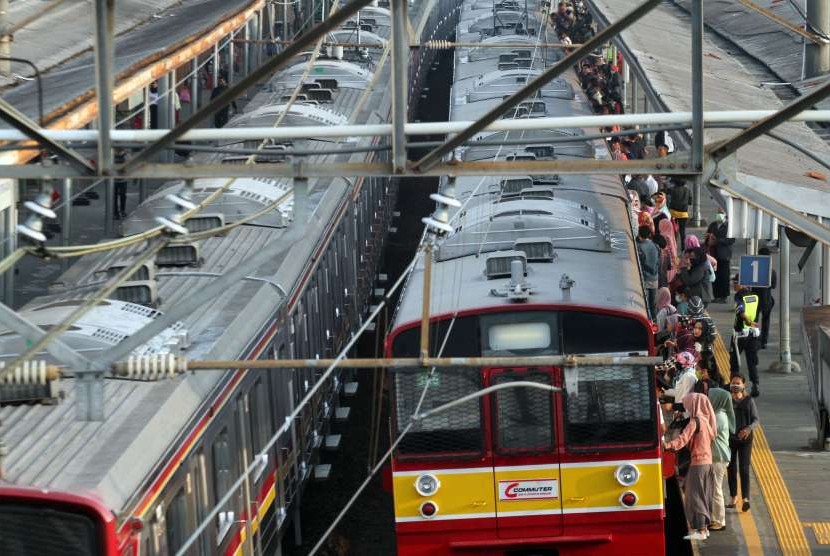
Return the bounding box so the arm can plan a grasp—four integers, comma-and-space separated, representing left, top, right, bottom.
0, 360, 52, 385
121, 354, 187, 381
425, 40, 452, 50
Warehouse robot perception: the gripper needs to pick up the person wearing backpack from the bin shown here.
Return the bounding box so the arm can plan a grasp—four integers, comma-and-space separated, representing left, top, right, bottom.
664, 393, 718, 540
668, 178, 692, 248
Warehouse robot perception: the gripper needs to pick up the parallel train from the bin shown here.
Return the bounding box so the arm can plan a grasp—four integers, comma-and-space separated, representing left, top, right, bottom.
0, 1, 458, 554
387, 0, 665, 554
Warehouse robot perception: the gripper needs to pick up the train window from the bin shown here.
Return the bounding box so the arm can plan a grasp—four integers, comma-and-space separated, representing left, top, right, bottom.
393, 367, 483, 457
250, 379, 272, 478
391, 316, 479, 357
561, 313, 649, 354
481, 312, 560, 356
492, 370, 554, 454
212, 427, 235, 543
165, 487, 188, 554
563, 365, 656, 451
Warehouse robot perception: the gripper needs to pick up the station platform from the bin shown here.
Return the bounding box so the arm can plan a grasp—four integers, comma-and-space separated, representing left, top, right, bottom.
696, 232, 830, 556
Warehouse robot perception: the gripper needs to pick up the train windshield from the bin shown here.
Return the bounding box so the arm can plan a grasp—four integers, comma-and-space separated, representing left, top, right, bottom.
394, 367, 484, 457
0, 501, 102, 555
563, 365, 656, 450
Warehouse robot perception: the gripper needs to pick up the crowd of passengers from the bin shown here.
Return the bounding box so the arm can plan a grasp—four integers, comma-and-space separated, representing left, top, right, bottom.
556, 2, 769, 541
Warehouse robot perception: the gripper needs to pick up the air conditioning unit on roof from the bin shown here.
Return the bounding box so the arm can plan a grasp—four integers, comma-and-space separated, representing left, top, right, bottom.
485, 250, 527, 279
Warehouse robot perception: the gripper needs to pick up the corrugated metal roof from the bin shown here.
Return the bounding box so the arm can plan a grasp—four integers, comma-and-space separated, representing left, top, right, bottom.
592, 0, 830, 209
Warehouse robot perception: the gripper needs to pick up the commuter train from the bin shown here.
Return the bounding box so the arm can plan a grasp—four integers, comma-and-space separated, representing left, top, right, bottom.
386, 0, 665, 554
0, 2, 458, 555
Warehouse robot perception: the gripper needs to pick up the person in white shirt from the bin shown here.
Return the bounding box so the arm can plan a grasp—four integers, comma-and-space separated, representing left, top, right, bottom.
664, 351, 698, 404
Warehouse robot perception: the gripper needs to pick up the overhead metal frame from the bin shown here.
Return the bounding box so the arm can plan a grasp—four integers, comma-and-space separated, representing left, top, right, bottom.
413, 0, 663, 172
0, 97, 95, 175
121, 0, 378, 172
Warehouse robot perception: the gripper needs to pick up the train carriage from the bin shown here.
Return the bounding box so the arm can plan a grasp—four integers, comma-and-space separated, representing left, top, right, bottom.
387, 0, 665, 554
0, 1, 461, 554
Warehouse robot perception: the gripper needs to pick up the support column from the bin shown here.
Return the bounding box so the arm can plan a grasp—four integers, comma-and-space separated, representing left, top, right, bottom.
243, 20, 250, 79
0, 0, 9, 74
771, 227, 800, 373
691, 0, 704, 226
390, 0, 409, 172
94, 0, 115, 236
228, 32, 235, 84
190, 57, 199, 113
213, 42, 219, 88
157, 73, 172, 163
61, 178, 71, 271
823, 216, 830, 304
2, 180, 15, 307
631, 78, 638, 115
803, 0, 829, 306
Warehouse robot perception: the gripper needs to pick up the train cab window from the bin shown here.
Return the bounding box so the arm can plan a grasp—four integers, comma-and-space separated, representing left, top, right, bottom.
561, 312, 649, 354
394, 367, 483, 457
165, 487, 188, 555
481, 312, 560, 356
0, 501, 99, 555
492, 370, 554, 454
563, 365, 656, 450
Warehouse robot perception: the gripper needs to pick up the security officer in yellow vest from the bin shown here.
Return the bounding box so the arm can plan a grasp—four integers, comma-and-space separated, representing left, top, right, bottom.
729, 275, 761, 397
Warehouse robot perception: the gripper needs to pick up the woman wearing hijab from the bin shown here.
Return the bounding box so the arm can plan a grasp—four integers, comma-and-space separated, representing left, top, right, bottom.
654, 287, 678, 333
664, 393, 718, 540
679, 247, 714, 305
655, 215, 678, 284
663, 351, 698, 405
708, 388, 735, 531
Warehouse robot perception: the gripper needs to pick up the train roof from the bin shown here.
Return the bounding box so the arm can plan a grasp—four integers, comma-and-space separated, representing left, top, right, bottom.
392, 0, 647, 330
0, 16, 393, 516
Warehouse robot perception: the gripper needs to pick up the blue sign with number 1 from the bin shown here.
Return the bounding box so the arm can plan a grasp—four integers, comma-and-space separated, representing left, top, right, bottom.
739, 255, 772, 288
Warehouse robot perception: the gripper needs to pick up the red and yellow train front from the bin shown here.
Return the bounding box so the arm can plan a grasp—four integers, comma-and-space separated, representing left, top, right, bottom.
388, 309, 664, 556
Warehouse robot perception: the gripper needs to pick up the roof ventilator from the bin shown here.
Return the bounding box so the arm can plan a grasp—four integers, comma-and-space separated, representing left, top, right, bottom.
115, 280, 159, 307
17, 180, 58, 244
560, 273, 576, 302
485, 250, 527, 279
0, 360, 61, 405
489, 259, 532, 302
103, 260, 156, 282
156, 179, 196, 236
185, 214, 225, 233
156, 243, 202, 267
514, 238, 556, 262
422, 177, 461, 235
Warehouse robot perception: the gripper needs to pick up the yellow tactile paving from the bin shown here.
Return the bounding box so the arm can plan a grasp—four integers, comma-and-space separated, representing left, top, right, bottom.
736, 480, 764, 556
805, 523, 830, 545
713, 335, 812, 555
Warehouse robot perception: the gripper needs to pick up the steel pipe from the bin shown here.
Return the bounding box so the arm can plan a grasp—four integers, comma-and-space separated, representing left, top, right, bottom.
4, 110, 830, 144
112, 355, 664, 374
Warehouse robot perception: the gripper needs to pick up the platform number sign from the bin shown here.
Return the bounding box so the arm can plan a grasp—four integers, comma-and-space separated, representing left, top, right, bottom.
739, 255, 772, 288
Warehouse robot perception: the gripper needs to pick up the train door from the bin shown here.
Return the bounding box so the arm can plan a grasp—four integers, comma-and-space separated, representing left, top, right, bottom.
489, 367, 563, 539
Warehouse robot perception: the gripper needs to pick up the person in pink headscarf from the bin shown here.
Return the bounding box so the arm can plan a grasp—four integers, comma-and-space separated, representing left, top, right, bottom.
655, 216, 678, 285
654, 287, 678, 333
664, 393, 717, 540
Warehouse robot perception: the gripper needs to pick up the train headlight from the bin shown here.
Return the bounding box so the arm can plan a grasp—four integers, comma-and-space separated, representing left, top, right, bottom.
615, 464, 640, 487
619, 491, 638, 508
420, 500, 439, 518
414, 474, 441, 497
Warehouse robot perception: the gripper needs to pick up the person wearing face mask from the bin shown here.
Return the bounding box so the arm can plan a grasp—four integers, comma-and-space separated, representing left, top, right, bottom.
727, 375, 759, 512
708, 387, 735, 531
706, 209, 735, 302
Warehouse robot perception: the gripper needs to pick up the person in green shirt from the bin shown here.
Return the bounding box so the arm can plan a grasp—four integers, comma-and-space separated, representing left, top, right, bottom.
708, 388, 735, 531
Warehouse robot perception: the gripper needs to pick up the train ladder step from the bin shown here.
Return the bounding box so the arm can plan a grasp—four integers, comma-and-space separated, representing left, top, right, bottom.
344, 382, 359, 396
325, 434, 342, 450
335, 407, 351, 421
314, 464, 333, 481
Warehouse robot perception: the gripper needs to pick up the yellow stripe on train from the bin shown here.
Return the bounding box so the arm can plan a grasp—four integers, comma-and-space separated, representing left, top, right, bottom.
393, 460, 663, 521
